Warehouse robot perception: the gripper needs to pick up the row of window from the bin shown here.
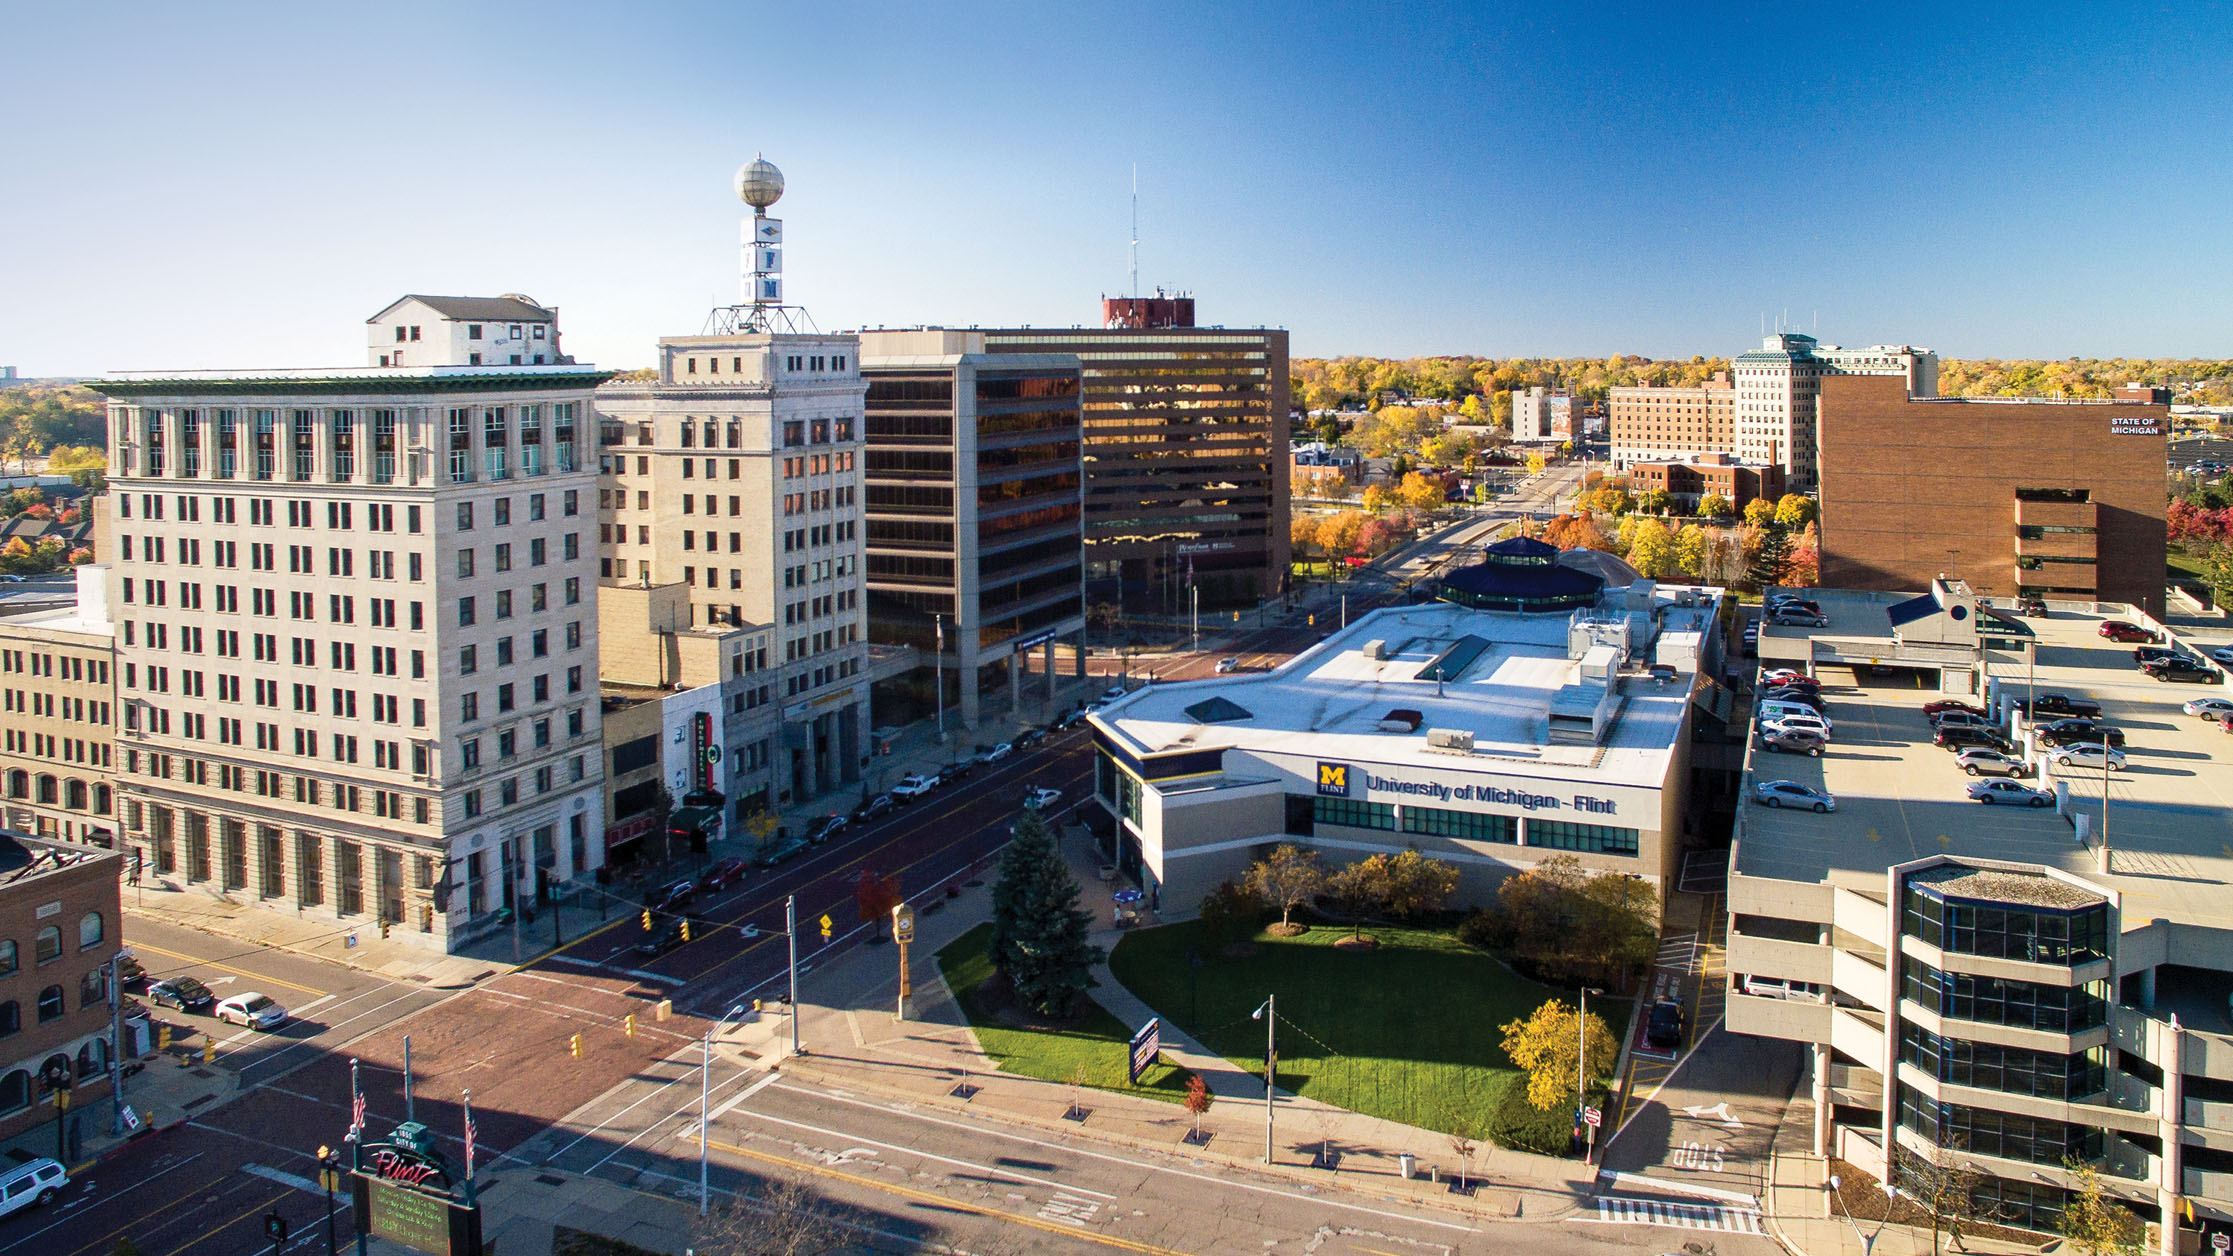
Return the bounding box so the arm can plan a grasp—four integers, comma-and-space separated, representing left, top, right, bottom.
2, 771, 110, 813
1900, 956, 2110, 1033
1900, 886, 2111, 965
0, 651, 107, 683
1897, 1084, 2103, 1167
1898, 1024, 2107, 1102
119, 489, 578, 530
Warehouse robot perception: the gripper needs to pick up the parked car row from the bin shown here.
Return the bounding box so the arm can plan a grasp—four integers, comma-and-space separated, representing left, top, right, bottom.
1766, 594, 1828, 628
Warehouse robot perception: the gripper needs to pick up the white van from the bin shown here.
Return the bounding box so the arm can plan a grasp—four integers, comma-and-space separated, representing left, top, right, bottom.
0, 1157, 66, 1218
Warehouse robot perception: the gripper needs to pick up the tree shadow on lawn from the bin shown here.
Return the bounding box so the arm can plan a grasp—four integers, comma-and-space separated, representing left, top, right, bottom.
1109, 918, 1583, 1134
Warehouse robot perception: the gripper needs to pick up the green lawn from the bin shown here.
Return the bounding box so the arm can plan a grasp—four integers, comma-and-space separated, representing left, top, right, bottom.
1108, 920, 1567, 1139
2169, 549, 2206, 579
936, 923, 1193, 1102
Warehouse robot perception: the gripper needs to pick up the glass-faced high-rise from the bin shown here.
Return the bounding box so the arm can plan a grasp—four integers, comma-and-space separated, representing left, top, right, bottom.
91, 363, 611, 951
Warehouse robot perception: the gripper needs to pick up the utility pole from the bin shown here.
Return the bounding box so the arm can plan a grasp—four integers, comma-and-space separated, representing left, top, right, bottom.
1191, 584, 1199, 652
1253, 994, 1275, 1164
934, 614, 945, 742
508, 838, 523, 962
699, 1031, 711, 1216
787, 894, 802, 1056
402, 1035, 414, 1123
108, 951, 128, 1136
1578, 987, 1603, 1164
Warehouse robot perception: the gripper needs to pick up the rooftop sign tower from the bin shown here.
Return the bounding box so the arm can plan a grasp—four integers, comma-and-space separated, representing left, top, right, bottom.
706, 155, 816, 334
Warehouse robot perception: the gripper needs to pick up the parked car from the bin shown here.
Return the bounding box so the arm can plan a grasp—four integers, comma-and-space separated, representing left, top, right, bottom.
1759, 727, 1828, 757
647, 880, 695, 914
116, 952, 148, 989
148, 977, 216, 1013
1955, 748, 2031, 778
1753, 780, 1836, 812
0, 1157, 66, 1218
1055, 706, 1093, 730
2016, 595, 2048, 617
2099, 621, 2160, 643
1014, 727, 1048, 749
1098, 685, 1129, 704
2211, 647, 2233, 667
1759, 701, 1832, 731
698, 857, 750, 893
1023, 786, 1064, 810
1760, 713, 1833, 743
1773, 609, 1830, 628
1967, 779, 2053, 807
1214, 657, 1241, 674
2133, 645, 2178, 667
1645, 1000, 1684, 1050
214, 993, 289, 1030
2053, 743, 2128, 772
1740, 624, 1759, 655
805, 813, 848, 845
974, 741, 1015, 765
2144, 655, 2219, 683
1923, 699, 1986, 718
754, 837, 810, 868
891, 774, 938, 802
636, 917, 688, 958
1760, 669, 1818, 690
2035, 719, 2125, 748
1930, 709, 1992, 731
2014, 693, 2102, 719
1936, 726, 2015, 754
1760, 687, 1827, 710
1767, 596, 1820, 615
851, 793, 896, 823
2183, 697, 2233, 723
935, 761, 975, 785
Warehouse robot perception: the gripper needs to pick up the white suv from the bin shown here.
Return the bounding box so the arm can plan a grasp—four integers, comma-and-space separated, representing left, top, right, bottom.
890, 774, 937, 801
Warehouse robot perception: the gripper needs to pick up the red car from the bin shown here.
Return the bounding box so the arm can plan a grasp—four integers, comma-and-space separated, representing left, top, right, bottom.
697, 857, 749, 894
1761, 672, 1819, 691
1923, 700, 1985, 718
2099, 621, 2159, 644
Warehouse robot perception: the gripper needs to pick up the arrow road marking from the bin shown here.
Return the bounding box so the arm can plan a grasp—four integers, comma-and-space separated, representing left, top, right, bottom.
1680, 1101, 1744, 1130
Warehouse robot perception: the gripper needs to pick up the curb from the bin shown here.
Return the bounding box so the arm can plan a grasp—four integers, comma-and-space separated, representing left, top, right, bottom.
775, 1051, 1589, 1226
66, 1112, 190, 1177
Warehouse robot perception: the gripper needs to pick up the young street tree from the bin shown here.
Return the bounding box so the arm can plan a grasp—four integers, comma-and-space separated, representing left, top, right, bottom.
987, 810, 1106, 1018
1184, 1074, 1213, 1142
696, 1172, 860, 1256
1499, 999, 1619, 1113
1891, 1143, 2001, 1256
1244, 844, 1327, 932
2058, 1158, 2144, 1256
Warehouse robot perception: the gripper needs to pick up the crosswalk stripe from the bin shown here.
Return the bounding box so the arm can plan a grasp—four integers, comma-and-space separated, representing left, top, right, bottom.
1590, 1196, 1764, 1234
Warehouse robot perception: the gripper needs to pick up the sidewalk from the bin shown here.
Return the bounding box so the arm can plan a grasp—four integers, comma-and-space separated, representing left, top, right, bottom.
766, 830, 1597, 1227
0, 1043, 237, 1175
123, 877, 521, 988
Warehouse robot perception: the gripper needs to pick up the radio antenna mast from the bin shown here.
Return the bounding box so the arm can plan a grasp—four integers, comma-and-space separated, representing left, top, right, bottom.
1125, 164, 1143, 297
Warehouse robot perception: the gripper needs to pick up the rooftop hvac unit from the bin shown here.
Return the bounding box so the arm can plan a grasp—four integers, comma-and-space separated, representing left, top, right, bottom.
1425, 728, 1475, 752
1362, 639, 1388, 660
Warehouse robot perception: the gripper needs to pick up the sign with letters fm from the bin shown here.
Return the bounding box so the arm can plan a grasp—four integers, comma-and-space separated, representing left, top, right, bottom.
1315, 762, 1351, 797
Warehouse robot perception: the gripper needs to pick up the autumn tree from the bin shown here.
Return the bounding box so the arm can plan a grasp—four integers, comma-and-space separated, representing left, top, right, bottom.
2058, 1158, 2144, 1256
1196, 879, 1263, 952
1396, 471, 1447, 511
1626, 517, 1676, 579
1469, 854, 1656, 986
1697, 493, 1733, 520
1674, 524, 1709, 579
1183, 1075, 1213, 1142
1315, 511, 1368, 564
1634, 487, 1672, 515
1289, 515, 1320, 556
1360, 483, 1393, 513
1523, 451, 1545, 476
1773, 493, 1818, 528
1243, 844, 1326, 932
1741, 497, 1776, 526
1539, 512, 1614, 553
1783, 521, 1821, 587
1500, 999, 1619, 1113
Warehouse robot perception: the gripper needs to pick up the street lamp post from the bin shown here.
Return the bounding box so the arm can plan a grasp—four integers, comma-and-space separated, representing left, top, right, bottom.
1826, 1173, 1895, 1255
1578, 986, 1603, 1163
1252, 994, 1275, 1164
316, 1144, 341, 1256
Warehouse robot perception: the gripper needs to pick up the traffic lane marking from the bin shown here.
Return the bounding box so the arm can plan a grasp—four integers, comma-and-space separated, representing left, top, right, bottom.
236, 984, 450, 1081
699, 1135, 1192, 1256
580, 1064, 776, 1175
41, 1170, 275, 1256
0, 1151, 207, 1256
544, 1040, 771, 1164
713, 1104, 1117, 1199
767, 1081, 1476, 1234
126, 941, 329, 997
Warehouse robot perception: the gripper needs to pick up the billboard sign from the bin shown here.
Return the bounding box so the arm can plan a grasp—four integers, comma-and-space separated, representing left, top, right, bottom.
1127, 1017, 1161, 1084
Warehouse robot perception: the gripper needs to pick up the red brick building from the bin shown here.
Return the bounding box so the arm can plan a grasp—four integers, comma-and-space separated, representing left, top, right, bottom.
1627, 454, 1785, 514
0, 832, 123, 1143
1817, 375, 2167, 615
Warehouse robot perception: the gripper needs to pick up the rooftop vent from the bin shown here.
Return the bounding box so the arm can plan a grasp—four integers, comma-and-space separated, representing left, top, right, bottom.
1425, 728, 1475, 752
1377, 708, 1424, 732
1362, 639, 1389, 661
1182, 696, 1253, 725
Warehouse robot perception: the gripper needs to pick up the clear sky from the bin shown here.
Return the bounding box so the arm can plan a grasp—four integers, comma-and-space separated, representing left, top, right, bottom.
5, 2, 2227, 375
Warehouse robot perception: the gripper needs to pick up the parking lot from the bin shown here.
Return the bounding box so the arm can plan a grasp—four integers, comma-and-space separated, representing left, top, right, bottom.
1741, 603, 2233, 949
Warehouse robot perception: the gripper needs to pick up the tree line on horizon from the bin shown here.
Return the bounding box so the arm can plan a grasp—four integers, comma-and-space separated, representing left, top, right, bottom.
1291, 355, 2233, 410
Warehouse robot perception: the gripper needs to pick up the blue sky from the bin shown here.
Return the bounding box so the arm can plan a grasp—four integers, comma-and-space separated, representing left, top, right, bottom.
5, 2, 2227, 374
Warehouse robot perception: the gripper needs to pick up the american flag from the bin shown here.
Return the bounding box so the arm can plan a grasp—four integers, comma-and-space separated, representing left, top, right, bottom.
462, 1092, 478, 1180
349, 1088, 365, 1141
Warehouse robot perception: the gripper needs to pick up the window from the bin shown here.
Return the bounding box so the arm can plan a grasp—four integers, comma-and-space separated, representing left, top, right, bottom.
1312, 796, 1396, 831
0, 941, 14, 975
34, 926, 60, 964
35, 986, 62, 1023
77, 911, 101, 949
1900, 956, 2110, 1033
1900, 885, 2110, 964
1526, 819, 1639, 856
1402, 806, 1515, 844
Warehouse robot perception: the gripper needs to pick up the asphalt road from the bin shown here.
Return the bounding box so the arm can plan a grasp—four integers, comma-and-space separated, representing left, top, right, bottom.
543, 1066, 1782, 1256
9, 733, 1103, 1256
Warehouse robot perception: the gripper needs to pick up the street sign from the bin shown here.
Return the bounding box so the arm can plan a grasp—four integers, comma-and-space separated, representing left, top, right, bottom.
818, 913, 833, 940
265, 1212, 289, 1243
1582, 1106, 1602, 1129
891, 905, 915, 943
1128, 1017, 1161, 1085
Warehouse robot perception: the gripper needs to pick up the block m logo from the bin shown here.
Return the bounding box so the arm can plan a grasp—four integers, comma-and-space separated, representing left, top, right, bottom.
1315, 762, 1350, 797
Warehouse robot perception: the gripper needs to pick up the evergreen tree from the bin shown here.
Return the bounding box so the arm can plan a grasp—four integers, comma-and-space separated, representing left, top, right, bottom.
988, 811, 1106, 1018
1749, 524, 1794, 592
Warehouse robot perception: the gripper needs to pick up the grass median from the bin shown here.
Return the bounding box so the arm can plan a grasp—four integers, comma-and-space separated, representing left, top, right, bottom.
936, 922, 1192, 1102
1109, 919, 1569, 1140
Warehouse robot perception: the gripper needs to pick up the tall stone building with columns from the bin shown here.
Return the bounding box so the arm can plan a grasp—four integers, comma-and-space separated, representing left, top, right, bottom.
89, 324, 612, 951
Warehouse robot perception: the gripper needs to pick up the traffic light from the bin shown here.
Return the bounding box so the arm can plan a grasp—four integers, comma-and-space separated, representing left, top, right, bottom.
679, 919, 691, 942
1308, 614, 1316, 626
157, 1025, 172, 1051
568, 1033, 583, 1058
623, 1014, 636, 1038
380, 919, 393, 940
641, 909, 653, 931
